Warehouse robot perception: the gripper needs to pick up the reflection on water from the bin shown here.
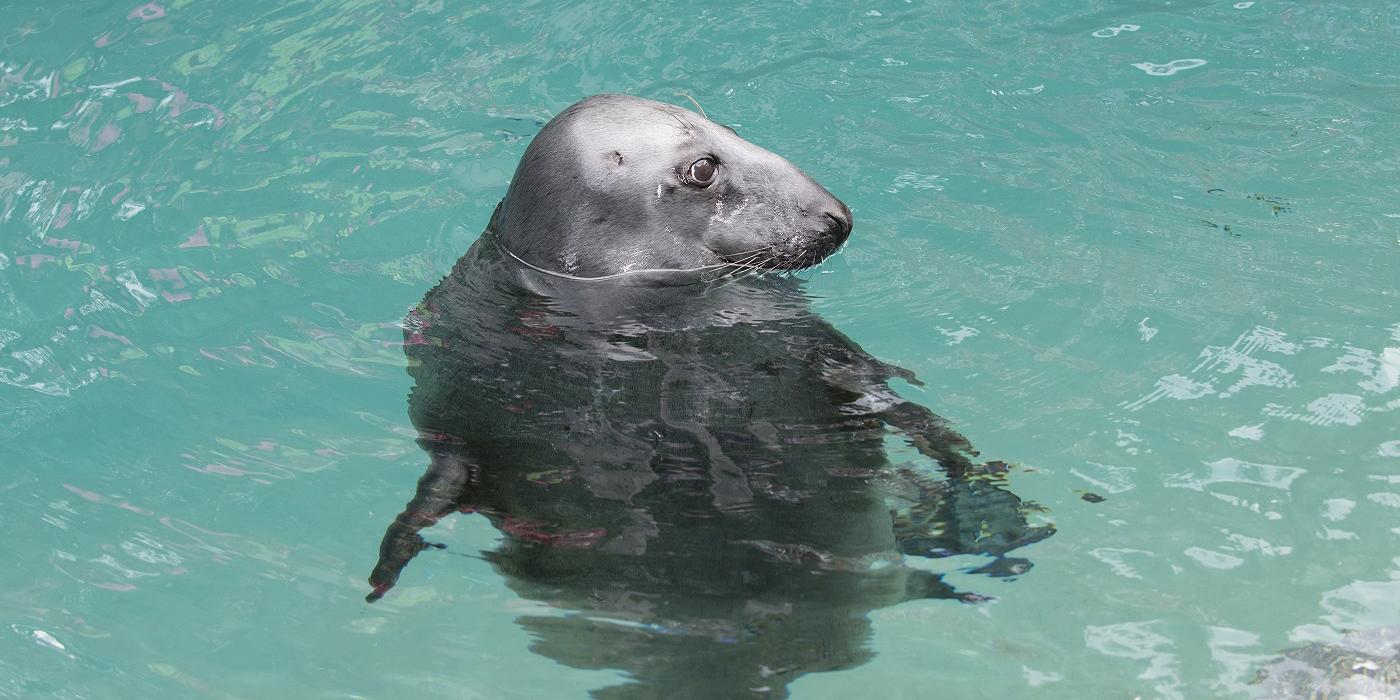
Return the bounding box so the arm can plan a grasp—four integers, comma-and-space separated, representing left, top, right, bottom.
368, 236, 1052, 697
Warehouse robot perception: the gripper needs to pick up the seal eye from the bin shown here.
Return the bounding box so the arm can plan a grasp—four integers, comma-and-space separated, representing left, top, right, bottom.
686, 158, 717, 188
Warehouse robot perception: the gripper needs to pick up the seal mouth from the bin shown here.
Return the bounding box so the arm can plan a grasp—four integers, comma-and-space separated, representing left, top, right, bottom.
717, 236, 847, 272
718, 210, 852, 272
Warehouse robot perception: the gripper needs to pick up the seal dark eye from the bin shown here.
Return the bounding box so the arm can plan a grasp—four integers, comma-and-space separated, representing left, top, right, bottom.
685, 158, 717, 188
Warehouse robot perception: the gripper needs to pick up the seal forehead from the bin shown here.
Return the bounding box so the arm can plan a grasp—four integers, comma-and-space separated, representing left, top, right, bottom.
567, 110, 689, 155
561, 99, 703, 160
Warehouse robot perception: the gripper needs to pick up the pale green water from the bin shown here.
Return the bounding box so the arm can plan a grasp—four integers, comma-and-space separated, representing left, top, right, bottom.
2, 1, 1399, 698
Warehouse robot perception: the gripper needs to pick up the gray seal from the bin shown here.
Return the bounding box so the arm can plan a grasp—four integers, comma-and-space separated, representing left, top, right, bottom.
366, 94, 1052, 698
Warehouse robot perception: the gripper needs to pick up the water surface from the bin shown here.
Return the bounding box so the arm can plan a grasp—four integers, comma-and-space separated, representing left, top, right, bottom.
2, 1, 1398, 697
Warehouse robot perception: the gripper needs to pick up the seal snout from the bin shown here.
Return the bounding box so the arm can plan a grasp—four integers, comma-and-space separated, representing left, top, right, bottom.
822, 201, 853, 240
806, 198, 853, 263
754, 197, 852, 271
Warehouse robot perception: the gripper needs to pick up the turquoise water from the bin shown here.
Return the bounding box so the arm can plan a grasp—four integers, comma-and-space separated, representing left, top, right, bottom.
3, 0, 1399, 697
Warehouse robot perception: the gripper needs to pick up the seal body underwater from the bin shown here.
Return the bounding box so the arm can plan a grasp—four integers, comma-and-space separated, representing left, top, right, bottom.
367, 94, 1053, 698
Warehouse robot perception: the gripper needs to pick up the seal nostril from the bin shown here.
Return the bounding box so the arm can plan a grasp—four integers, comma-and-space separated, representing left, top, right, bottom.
823, 209, 852, 237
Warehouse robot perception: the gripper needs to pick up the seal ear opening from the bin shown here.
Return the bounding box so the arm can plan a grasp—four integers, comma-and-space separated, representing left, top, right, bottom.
609, 151, 624, 167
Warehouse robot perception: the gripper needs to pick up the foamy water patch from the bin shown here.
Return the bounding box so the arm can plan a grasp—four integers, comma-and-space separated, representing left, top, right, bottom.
1132, 59, 1207, 77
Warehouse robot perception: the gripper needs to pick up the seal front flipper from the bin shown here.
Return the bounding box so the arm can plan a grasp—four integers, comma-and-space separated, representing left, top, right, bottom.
890, 466, 1056, 579
796, 320, 978, 476
366, 444, 474, 602
878, 400, 979, 478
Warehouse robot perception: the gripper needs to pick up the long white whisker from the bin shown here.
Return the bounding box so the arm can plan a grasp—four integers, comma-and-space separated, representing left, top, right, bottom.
495, 235, 742, 282
700, 250, 766, 282
709, 252, 779, 291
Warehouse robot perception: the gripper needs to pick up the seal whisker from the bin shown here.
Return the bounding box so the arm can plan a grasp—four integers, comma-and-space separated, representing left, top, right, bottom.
710, 268, 757, 291
729, 250, 772, 273
706, 257, 762, 289
702, 252, 760, 282
675, 91, 708, 119
718, 248, 769, 272
721, 245, 771, 259
711, 247, 769, 274
709, 251, 783, 291
706, 251, 766, 283
653, 104, 693, 133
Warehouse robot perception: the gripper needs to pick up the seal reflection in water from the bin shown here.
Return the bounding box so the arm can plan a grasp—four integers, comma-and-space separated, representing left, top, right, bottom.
368, 95, 1053, 698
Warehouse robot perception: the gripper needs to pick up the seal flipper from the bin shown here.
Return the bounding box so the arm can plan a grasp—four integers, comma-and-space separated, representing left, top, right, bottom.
795, 319, 978, 477
902, 568, 993, 604
877, 400, 978, 478
890, 467, 1056, 578
366, 446, 474, 602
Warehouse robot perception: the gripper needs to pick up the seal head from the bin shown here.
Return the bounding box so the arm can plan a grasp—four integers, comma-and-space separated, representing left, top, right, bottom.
491, 94, 852, 278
